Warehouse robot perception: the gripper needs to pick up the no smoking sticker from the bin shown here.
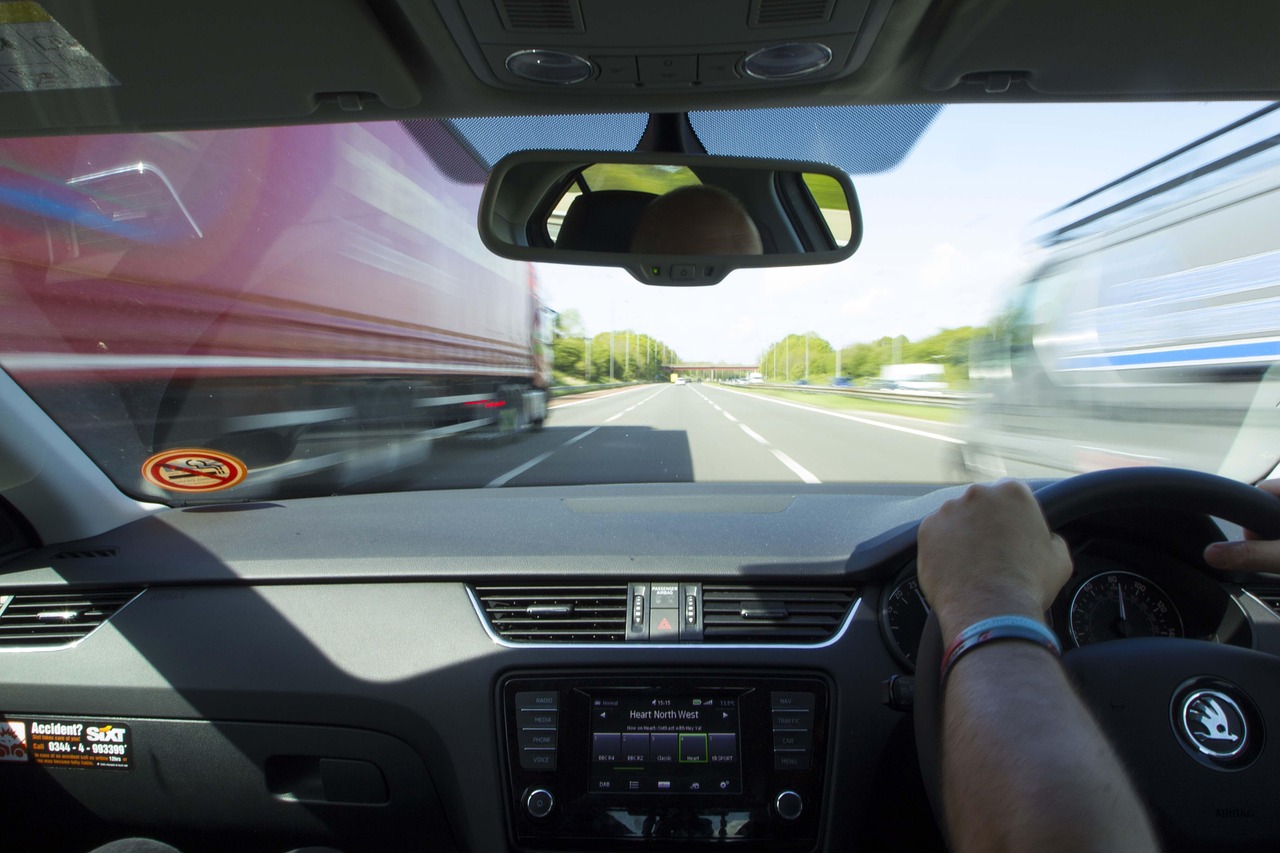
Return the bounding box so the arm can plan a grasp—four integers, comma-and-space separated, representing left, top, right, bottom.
141, 449, 248, 493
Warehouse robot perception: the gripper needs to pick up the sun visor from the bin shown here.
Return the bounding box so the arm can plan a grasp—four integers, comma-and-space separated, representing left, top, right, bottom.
0, 0, 420, 135
921, 0, 1280, 97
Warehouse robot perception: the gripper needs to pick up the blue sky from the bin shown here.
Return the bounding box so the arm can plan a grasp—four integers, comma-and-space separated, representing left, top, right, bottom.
535, 101, 1269, 364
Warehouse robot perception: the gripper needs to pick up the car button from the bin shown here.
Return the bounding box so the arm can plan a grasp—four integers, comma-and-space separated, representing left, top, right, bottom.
638, 55, 696, 84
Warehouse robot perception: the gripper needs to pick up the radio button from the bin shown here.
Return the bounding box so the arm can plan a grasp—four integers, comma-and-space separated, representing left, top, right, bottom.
708, 732, 737, 763
515, 691, 559, 710
593, 733, 621, 763
678, 733, 709, 763
773, 731, 811, 751
621, 733, 650, 764
518, 729, 557, 749
774, 750, 811, 771
772, 709, 812, 730
651, 733, 679, 764
771, 691, 816, 711
516, 709, 557, 729
520, 748, 557, 771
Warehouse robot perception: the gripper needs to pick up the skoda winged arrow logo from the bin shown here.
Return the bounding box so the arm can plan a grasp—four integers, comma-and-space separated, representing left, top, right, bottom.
1181, 690, 1247, 759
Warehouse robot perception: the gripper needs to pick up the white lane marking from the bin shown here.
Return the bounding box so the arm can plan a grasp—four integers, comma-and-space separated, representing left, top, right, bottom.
708, 384, 964, 444
486, 451, 555, 487
564, 426, 599, 446
486, 425, 602, 486
771, 449, 821, 484
604, 412, 624, 423
723, 412, 738, 423
739, 424, 769, 445
713, 405, 723, 411
549, 384, 654, 409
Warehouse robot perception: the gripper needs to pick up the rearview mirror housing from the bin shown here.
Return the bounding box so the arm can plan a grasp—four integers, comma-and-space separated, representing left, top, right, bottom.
478, 150, 861, 285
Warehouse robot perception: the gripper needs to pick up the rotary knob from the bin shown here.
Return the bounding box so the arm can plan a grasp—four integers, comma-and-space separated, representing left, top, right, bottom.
524, 787, 555, 820
775, 790, 804, 820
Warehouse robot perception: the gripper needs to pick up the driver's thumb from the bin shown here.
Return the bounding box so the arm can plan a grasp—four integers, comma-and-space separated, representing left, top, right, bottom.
1204, 538, 1280, 572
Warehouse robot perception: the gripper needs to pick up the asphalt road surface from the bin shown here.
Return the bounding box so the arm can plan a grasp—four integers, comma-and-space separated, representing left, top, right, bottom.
408, 382, 967, 490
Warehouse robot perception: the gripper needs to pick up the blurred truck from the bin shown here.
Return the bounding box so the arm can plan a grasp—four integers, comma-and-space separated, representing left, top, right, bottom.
0, 119, 552, 498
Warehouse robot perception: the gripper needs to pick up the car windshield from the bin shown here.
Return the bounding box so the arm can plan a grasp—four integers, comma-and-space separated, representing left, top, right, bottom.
1, 101, 1277, 504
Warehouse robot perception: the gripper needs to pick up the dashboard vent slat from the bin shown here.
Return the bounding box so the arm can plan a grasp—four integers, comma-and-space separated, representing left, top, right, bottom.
496, 0, 584, 32
751, 0, 835, 27
0, 588, 142, 649
476, 584, 628, 642
701, 585, 856, 643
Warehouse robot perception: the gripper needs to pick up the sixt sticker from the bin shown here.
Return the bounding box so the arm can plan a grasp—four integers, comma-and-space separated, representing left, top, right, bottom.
0, 717, 131, 770
141, 448, 248, 493
0, 2, 119, 93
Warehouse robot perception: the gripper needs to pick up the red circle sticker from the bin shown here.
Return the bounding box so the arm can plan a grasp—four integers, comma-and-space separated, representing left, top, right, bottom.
141, 449, 248, 493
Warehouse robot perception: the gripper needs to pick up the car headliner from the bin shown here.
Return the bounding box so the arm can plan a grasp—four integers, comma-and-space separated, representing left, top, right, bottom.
0, 0, 1277, 139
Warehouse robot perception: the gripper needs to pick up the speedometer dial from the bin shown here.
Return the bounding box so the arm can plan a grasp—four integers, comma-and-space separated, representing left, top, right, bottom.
1068, 570, 1183, 647
882, 574, 930, 669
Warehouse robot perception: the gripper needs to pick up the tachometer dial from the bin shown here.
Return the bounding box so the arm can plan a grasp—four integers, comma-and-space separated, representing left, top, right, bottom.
1068, 570, 1183, 647
882, 574, 931, 669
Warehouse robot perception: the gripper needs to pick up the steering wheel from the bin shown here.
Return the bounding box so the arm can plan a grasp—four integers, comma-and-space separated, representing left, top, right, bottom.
914, 467, 1280, 850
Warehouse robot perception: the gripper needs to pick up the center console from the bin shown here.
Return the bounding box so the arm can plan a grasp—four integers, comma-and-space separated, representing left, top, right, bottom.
499, 672, 830, 850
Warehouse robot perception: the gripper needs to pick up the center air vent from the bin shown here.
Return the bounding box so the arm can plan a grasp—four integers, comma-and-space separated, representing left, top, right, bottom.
702, 585, 856, 643
1246, 587, 1280, 617
0, 588, 143, 649
750, 0, 835, 27
496, 0, 584, 32
475, 584, 628, 642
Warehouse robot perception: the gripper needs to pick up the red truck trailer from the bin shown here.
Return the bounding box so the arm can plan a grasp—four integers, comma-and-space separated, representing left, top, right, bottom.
0, 119, 551, 499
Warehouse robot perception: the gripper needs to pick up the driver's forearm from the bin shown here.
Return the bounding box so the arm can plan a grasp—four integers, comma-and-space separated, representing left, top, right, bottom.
943, 641, 1159, 853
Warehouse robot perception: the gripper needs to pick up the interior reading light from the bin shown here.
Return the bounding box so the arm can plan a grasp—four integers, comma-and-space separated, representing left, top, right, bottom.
742, 43, 832, 80
506, 50, 594, 85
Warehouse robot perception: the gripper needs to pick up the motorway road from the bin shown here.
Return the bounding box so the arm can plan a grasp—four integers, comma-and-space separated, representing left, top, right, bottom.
399, 382, 968, 491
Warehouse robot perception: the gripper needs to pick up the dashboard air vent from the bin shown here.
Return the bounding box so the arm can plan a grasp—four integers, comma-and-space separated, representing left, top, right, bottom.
1246, 588, 1280, 617
751, 0, 835, 27
702, 585, 856, 643
496, 0, 584, 32
475, 584, 628, 642
0, 588, 142, 649
51, 547, 119, 560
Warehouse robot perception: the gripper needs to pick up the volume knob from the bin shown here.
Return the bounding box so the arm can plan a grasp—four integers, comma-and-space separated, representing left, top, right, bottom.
775, 790, 804, 820
524, 787, 555, 820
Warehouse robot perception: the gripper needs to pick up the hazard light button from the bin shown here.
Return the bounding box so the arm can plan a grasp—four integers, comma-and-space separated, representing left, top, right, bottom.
650, 608, 680, 641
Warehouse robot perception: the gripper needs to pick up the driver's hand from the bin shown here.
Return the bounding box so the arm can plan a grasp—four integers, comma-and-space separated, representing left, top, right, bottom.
1203, 479, 1280, 571
918, 480, 1072, 640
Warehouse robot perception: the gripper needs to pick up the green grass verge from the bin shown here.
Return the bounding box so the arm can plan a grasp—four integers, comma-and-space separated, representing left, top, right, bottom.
729, 386, 961, 424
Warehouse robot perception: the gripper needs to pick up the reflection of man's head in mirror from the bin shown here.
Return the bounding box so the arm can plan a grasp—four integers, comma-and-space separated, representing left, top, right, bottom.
629, 185, 764, 255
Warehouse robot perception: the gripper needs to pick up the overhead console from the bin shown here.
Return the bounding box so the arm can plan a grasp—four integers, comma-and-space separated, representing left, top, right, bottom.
499, 672, 830, 850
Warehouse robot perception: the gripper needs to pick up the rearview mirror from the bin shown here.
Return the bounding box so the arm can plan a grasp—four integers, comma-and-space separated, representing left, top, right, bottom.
478, 150, 860, 285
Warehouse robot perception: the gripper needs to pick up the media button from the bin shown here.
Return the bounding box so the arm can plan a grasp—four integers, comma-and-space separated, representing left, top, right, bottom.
771, 691, 816, 711
520, 748, 557, 771
515, 691, 558, 710
621, 733, 650, 764
516, 709, 557, 729
679, 732, 709, 763
651, 733, 678, 764
773, 731, 811, 751
518, 729, 557, 749
708, 732, 737, 763
593, 733, 620, 763
772, 709, 812, 730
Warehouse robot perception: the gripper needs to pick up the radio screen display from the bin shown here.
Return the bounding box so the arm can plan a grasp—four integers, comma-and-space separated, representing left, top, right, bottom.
587, 692, 741, 794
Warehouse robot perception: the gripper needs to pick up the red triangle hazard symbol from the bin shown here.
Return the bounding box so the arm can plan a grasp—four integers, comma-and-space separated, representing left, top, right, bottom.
658, 617, 672, 630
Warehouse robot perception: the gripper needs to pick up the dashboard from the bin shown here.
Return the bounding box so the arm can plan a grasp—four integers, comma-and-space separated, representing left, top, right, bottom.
0, 482, 1278, 852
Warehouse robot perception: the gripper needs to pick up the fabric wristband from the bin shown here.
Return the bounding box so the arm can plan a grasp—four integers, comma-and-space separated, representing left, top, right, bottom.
940, 615, 1061, 685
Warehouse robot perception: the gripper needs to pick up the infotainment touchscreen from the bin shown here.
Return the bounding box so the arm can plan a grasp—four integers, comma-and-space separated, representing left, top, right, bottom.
587, 691, 742, 794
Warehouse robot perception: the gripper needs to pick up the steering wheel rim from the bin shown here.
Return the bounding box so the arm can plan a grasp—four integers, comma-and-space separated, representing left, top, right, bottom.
914, 467, 1280, 849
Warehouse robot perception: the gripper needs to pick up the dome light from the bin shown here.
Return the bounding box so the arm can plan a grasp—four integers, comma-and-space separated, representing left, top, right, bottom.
506, 50, 593, 85
742, 43, 832, 80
